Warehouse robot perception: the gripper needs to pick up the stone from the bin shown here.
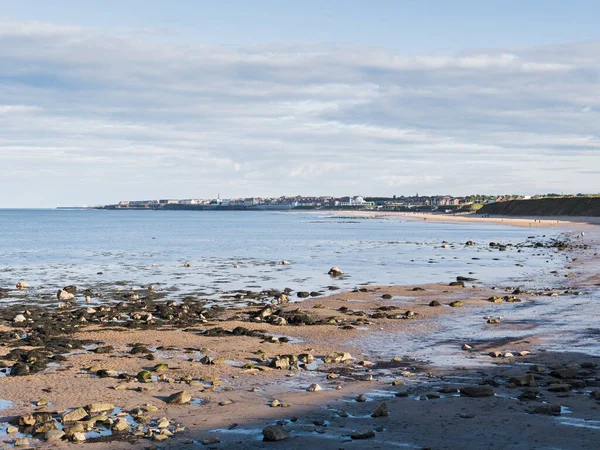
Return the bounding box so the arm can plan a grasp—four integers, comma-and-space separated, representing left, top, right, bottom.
19, 414, 36, 426
45, 430, 66, 442
152, 363, 169, 372
166, 391, 192, 405
307, 383, 322, 392
34, 419, 59, 433
550, 368, 578, 379
277, 294, 289, 304
137, 370, 152, 382
15, 438, 30, 447
57, 289, 75, 301
16, 281, 29, 289
72, 432, 86, 442
112, 418, 130, 432
262, 425, 290, 441
355, 394, 367, 402
429, 300, 441, 307
449, 301, 464, 307
154, 434, 169, 441
203, 437, 221, 445
460, 386, 494, 397
86, 403, 115, 414
270, 399, 281, 407
63, 407, 88, 422
13, 314, 27, 323
548, 384, 572, 392
462, 344, 472, 351
324, 352, 352, 363
371, 402, 389, 417
6, 426, 18, 434
533, 404, 561, 415
281, 260, 291, 265
10, 362, 30, 376
509, 374, 537, 387
351, 429, 375, 439
328, 266, 343, 276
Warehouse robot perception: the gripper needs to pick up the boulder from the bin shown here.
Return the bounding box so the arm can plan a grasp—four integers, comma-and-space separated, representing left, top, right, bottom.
351, 429, 375, 439
429, 300, 441, 307
262, 425, 290, 441
328, 266, 343, 276
13, 314, 27, 323
45, 430, 65, 442
548, 384, 572, 392
63, 407, 88, 422
324, 352, 352, 363
57, 289, 75, 301
533, 404, 561, 415
306, 383, 322, 392
509, 374, 537, 387
86, 403, 115, 414
63, 285, 77, 294
371, 402, 389, 417
460, 386, 494, 397
166, 391, 191, 405
10, 362, 30, 376
16, 281, 28, 289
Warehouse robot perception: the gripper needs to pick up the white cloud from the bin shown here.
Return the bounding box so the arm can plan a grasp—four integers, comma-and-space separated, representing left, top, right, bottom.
0, 19, 599, 206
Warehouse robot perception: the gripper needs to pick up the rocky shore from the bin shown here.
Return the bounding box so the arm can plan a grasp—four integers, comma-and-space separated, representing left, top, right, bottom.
1, 229, 599, 449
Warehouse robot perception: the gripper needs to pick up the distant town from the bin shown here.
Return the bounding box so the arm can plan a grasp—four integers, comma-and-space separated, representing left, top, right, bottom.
94, 193, 598, 212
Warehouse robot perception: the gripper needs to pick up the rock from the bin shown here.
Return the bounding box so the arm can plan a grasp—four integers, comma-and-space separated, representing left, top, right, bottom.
57, 289, 75, 301
351, 429, 376, 439
112, 418, 130, 432
203, 437, 221, 445
460, 386, 494, 397
270, 316, 287, 326
269, 354, 298, 370
15, 438, 30, 447
63, 407, 88, 422
270, 399, 281, 407
462, 344, 472, 351
281, 260, 291, 265
297, 291, 310, 298
72, 432, 86, 442
13, 314, 27, 323
19, 414, 36, 426
6, 426, 18, 434
166, 391, 192, 404
16, 281, 29, 289
449, 301, 464, 307
324, 352, 352, 363
328, 266, 343, 276
550, 368, 578, 379
10, 362, 30, 376
154, 434, 169, 441
355, 394, 367, 402
137, 370, 152, 382
34, 419, 59, 433
449, 281, 465, 287
63, 285, 77, 294
371, 402, 389, 417
533, 404, 561, 415
277, 294, 289, 304
262, 425, 290, 441
184, 262, 191, 267
45, 430, 66, 442
548, 384, 572, 392
429, 300, 441, 307
307, 383, 322, 392
86, 403, 115, 414
152, 363, 169, 372
509, 375, 537, 387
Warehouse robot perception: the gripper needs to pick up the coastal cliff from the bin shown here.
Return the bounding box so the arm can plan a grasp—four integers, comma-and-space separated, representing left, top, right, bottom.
478, 197, 600, 217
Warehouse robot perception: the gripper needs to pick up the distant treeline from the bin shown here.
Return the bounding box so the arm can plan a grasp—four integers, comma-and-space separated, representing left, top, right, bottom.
478, 197, 600, 217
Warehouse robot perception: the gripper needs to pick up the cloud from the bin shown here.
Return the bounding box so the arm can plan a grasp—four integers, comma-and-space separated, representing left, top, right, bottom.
0, 19, 599, 206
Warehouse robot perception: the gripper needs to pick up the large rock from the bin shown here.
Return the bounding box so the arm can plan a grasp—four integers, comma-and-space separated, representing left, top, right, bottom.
166, 391, 191, 405
63, 407, 88, 422
460, 386, 494, 397
10, 362, 30, 376
45, 430, 66, 442
57, 289, 75, 301
262, 425, 290, 441
371, 402, 389, 417
533, 404, 561, 415
328, 266, 343, 276
324, 352, 352, 363
269, 354, 298, 370
509, 374, 537, 387
86, 403, 115, 414
351, 429, 375, 439
16, 281, 29, 289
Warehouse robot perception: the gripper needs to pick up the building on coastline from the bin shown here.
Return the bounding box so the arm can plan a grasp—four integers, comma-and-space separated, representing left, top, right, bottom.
339, 196, 375, 207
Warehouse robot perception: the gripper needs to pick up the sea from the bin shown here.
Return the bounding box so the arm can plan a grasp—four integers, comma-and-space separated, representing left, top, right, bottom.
0, 209, 573, 303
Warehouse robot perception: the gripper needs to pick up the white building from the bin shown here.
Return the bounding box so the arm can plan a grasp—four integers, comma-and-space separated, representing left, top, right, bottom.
340, 196, 375, 207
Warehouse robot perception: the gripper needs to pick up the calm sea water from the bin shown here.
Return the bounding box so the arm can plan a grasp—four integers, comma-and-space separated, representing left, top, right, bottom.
0, 209, 570, 304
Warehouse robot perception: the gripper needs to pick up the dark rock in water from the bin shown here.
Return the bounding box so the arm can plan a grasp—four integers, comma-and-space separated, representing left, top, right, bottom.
262, 425, 290, 441
10, 362, 30, 376
548, 384, 572, 392
297, 292, 310, 298
328, 266, 343, 277
412, 287, 426, 291
355, 394, 367, 402
533, 404, 561, 415
465, 240, 474, 246
550, 368, 578, 379
449, 281, 465, 287
518, 390, 539, 401
309, 291, 321, 297
371, 402, 389, 417
509, 374, 537, 387
130, 344, 152, 355
381, 294, 392, 299
457, 276, 476, 282
351, 429, 375, 439
460, 386, 494, 397
63, 285, 77, 295
429, 300, 441, 307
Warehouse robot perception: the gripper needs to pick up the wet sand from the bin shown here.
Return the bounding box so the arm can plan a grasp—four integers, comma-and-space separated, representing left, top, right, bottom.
1, 223, 599, 449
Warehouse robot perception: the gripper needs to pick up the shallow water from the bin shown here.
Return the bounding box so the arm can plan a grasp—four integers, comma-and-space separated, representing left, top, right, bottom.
0, 210, 571, 304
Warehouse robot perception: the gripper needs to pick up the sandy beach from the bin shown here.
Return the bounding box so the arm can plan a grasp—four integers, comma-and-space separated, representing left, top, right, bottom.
1, 218, 599, 449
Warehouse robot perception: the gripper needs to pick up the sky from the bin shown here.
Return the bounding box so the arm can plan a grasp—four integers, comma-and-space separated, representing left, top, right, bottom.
0, 1, 599, 207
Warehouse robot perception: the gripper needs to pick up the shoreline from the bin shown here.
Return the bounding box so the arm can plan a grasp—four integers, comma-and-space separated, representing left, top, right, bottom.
1, 220, 599, 448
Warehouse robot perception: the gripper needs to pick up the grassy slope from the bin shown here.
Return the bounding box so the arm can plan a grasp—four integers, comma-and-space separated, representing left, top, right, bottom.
478, 197, 600, 217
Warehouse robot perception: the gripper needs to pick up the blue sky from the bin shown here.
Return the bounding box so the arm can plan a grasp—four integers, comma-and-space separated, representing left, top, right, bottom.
0, 1, 599, 206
